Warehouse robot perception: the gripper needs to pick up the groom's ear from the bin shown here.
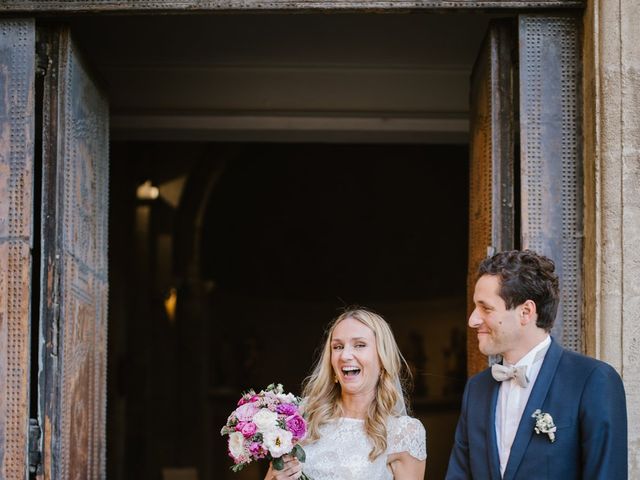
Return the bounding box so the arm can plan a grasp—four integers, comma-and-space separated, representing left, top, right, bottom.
519, 300, 537, 326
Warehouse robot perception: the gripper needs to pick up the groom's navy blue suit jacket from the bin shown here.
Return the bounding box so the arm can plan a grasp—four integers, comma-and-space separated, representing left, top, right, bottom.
446, 338, 627, 480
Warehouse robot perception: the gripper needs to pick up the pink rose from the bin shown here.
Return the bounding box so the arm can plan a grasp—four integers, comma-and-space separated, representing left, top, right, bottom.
249, 441, 267, 459
276, 403, 297, 416
238, 392, 255, 406
240, 422, 257, 438
235, 402, 259, 422
285, 414, 307, 440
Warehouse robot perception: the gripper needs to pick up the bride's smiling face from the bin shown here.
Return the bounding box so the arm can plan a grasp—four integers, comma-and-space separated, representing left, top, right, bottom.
330, 317, 381, 398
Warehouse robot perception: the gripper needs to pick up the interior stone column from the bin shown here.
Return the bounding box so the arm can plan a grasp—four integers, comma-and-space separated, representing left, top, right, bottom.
583, 0, 640, 475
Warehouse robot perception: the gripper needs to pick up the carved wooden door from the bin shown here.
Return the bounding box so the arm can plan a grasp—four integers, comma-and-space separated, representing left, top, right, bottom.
467, 20, 517, 376
467, 14, 582, 375
518, 14, 583, 353
0, 18, 36, 480
37, 27, 109, 480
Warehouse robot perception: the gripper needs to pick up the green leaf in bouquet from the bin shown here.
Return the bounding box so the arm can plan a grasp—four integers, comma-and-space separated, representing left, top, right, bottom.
265, 383, 284, 394
272, 456, 285, 471
230, 464, 246, 473
293, 444, 306, 463
240, 388, 256, 398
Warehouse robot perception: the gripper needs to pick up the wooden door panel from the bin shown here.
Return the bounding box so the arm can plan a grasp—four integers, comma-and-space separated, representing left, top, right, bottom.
0, 18, 35, 480
39, 27, 109, 480
467, 20, 516, 376
519, 15, 582, 351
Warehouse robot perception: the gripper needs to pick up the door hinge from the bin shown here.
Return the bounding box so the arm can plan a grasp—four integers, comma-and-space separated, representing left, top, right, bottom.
28, 418, 42, 474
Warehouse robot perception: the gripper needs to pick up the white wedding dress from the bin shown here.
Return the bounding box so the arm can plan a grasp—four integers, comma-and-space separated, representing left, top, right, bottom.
302, 416, 426, 480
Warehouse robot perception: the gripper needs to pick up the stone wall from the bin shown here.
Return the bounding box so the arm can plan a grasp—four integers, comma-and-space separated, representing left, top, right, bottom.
583, 0, 640, 476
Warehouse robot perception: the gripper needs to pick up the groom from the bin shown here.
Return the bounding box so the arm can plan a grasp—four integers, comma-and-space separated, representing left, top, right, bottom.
446, 250, 627, 479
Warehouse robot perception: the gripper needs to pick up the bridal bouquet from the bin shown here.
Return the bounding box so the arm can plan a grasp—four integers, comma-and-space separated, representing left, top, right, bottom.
220, 383, 310, 478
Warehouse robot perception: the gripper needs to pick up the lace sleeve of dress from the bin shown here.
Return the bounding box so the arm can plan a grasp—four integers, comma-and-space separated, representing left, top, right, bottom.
388, 416, 427, 461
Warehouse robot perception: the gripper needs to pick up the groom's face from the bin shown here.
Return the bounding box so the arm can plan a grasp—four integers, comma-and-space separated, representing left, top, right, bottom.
469, 274, 522, 359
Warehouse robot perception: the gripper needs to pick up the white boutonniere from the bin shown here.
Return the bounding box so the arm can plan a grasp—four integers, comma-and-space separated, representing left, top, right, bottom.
531, 409, 557, 443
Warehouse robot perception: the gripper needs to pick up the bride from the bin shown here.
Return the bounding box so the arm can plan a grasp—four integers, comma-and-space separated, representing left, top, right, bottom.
265, 308, 427, 480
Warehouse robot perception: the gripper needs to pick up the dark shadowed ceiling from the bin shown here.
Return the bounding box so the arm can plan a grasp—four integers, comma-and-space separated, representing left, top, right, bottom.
64, 13, 499, 142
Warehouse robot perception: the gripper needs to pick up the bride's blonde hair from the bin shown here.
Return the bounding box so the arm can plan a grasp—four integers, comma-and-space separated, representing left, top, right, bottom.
302, 308, 410, 461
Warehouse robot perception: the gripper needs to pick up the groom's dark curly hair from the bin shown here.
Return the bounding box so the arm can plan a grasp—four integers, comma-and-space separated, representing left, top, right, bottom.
478, 250, 560, 332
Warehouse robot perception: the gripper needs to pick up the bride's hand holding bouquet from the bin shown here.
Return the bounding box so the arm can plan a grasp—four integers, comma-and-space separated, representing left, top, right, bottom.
220, 383, 310, 480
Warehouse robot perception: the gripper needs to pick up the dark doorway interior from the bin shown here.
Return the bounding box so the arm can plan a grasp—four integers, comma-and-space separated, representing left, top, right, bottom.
108, 142, 469, 480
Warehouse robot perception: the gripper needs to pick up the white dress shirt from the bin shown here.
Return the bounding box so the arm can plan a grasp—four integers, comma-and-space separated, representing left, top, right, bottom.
495, 335, 551, 477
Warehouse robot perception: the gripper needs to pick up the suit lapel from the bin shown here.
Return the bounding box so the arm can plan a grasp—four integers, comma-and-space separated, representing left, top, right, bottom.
487, 375, 501, 480
502, 339, 564, 480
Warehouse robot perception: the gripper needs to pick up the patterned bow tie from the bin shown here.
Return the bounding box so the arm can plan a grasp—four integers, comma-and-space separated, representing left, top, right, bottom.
491, 364, 529, 388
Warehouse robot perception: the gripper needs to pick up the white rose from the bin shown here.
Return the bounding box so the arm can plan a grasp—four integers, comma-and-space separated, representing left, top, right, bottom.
263, 428, 293, 458
228, 431, 247, 460
252, 408, 278, 433
276, 393, 296, 404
